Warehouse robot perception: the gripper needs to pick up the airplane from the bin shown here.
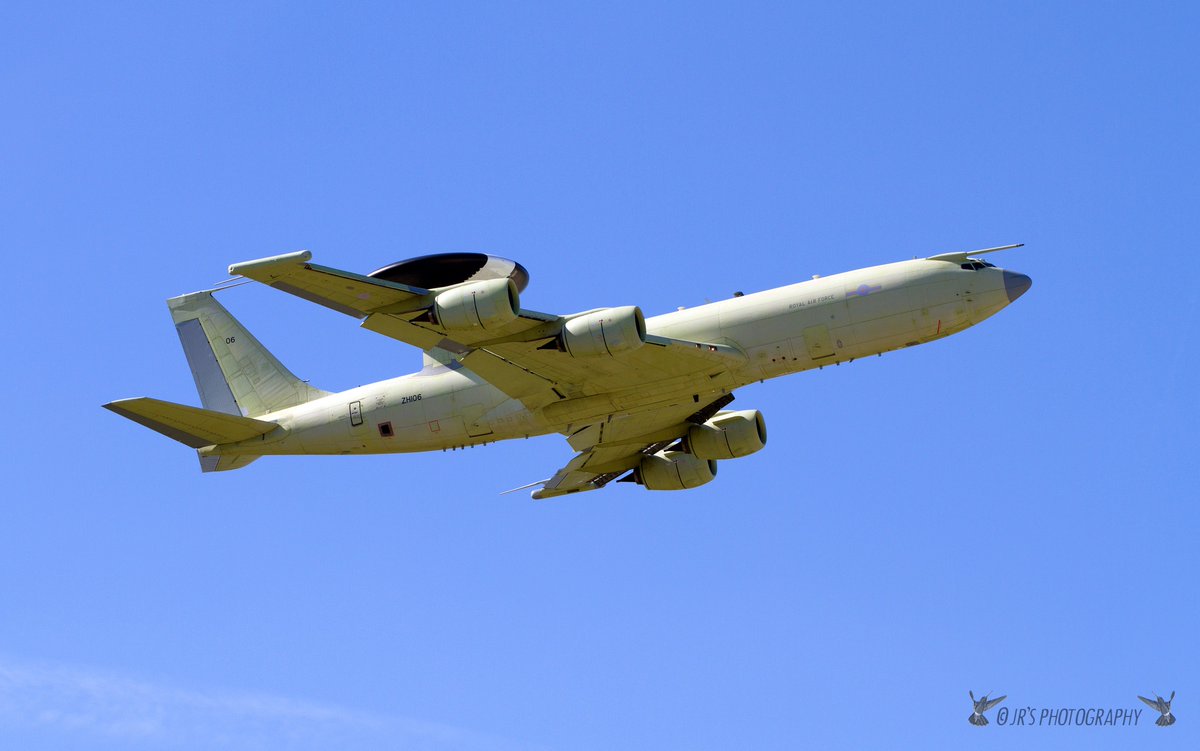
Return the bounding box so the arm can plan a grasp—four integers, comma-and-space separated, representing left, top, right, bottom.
105, 245, 1031, 498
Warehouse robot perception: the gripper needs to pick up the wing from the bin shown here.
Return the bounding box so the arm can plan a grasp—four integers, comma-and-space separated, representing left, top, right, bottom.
1138, 695, 1165, 711
981, 695, 1006, 712
457, 333, 745, 415
229, 250, 431, 318
530, 395, 734, 499
926, 243, 1024, 265
229, 250, 561, 349
233, 252, 747, 414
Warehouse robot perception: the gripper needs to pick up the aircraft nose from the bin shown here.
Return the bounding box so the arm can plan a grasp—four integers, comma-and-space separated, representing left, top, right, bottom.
1003, 270, 1032, 302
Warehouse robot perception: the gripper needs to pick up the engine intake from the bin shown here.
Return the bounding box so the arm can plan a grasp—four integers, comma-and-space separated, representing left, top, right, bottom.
687, 409, 767, 460
636, 450, 717, 491
561, 306, 646, 357
433, 278, 520, 331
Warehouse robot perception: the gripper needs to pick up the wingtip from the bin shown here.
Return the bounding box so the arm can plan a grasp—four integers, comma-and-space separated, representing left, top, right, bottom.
227, 250, 312, 277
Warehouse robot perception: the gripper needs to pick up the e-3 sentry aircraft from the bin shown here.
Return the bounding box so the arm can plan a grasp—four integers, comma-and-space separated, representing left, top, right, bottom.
105, 246, 1031, 498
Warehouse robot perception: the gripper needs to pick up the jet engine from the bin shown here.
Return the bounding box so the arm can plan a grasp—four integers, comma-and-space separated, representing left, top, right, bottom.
687, 409, 767, 460
431, 277, 520, 331
365, 252, 528, 332
560, 306, 647, 357
635, 449, 717, 491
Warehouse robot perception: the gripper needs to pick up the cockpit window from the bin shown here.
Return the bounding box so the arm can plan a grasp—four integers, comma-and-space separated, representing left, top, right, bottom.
960, 261, 996, 271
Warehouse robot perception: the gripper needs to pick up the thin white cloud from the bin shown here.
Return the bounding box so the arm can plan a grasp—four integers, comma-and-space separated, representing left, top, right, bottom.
0, 657, 534, 751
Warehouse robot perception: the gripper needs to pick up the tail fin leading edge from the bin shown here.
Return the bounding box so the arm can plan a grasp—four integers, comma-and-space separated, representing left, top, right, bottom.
168, 291, 327, 417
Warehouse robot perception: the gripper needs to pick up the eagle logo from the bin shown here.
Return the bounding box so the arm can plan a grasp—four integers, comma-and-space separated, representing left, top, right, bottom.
968, 691, 1006, 726
1138, 691, 1175, 726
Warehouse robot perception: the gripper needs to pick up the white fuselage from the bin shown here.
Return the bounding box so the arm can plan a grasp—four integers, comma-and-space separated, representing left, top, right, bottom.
206, 259, 1018, 459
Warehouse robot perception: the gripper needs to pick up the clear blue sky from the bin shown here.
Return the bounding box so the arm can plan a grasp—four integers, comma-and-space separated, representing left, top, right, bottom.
2, 2, 1196, 749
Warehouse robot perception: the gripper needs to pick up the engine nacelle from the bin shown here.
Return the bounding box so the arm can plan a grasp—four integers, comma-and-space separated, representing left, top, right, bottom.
636, 450, 717, 491
561, 306, 647, 357
687, 409, 767, 460
433, 278, 520, 331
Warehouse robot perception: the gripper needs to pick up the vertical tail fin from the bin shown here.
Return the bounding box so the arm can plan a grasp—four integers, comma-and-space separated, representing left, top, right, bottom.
169, 291, 328, 417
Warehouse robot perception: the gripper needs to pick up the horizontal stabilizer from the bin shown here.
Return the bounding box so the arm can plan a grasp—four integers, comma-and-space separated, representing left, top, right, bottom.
198, 453, 261, 472
104, 397, 279, 448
